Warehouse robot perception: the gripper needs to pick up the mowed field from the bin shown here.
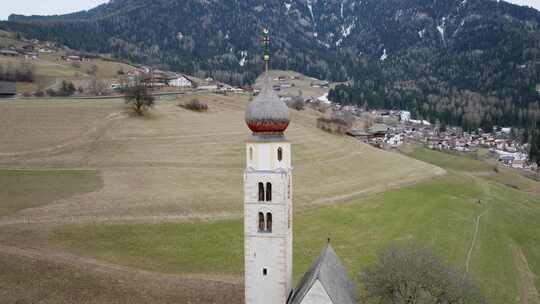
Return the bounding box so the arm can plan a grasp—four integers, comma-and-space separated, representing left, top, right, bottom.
0, 94, 441, 225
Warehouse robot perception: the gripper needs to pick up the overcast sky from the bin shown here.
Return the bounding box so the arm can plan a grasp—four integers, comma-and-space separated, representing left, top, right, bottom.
0, 0, 539, 20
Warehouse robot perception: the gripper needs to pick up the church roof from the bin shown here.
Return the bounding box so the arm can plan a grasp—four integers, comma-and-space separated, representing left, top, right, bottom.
245, 75, 289, 134
287, 244, 358, 304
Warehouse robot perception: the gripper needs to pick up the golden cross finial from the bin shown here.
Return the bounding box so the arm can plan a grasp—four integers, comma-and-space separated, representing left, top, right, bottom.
262, 28, 270, 73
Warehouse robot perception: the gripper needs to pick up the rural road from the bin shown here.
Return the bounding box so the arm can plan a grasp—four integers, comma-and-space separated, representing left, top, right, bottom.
1, 91, 190, 101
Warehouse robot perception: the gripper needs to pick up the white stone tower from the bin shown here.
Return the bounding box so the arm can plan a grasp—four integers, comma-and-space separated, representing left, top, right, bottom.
244, 28, 293, 304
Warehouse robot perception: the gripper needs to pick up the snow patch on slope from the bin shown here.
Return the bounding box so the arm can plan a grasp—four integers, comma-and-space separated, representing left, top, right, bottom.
284, 3, 292, 12
307, 0, 315, 21
341, 23, 354, 37
437, 17, 447, 43
239, 50, 248, 67
380, 49, 388, 61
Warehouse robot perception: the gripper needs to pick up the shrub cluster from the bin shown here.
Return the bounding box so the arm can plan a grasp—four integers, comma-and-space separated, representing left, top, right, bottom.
287, 96, 305, 111
316, 110, 355, 134
182, 99, 209, 112
46, 81, 76, 97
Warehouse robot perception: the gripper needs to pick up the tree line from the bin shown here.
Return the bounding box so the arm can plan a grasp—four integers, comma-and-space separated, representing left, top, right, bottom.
0, 62, 35, 82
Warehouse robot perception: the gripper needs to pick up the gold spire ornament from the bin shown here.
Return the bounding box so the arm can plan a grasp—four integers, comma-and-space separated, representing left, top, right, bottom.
262, 28, 270, 73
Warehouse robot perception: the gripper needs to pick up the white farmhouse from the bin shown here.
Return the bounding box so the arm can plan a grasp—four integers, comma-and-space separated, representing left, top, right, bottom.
400, 111, 411, 122
168, 75, 193, 87
386, 134, 402, 147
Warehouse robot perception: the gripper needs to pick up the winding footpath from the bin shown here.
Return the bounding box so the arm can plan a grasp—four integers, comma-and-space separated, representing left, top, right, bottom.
464, 208, 490, 276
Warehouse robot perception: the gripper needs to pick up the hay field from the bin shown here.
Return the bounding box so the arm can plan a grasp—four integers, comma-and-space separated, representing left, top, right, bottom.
0, 93, 442, 225
0, 100, 122, 154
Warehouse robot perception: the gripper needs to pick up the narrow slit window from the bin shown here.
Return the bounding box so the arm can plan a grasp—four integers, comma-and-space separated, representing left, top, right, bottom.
258, 212, 265, 231
263, 268, 268, 276
277, 147, 283, 161
249, 147, 253, 161
258, 182, 265, 202
266, 212, 272, 232
266, 182, 272, 202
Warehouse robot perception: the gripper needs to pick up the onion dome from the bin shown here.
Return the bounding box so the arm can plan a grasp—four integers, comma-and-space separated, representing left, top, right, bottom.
246, 77, 290, 134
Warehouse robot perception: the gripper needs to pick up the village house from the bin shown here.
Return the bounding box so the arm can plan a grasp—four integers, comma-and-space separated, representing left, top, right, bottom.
0, 49, 20, 57
311, 80, 329, 88
24, 52, 39, 60
0, 81, 16, 98
62, 55, 84, 62
38, 48, 54, 54
168, 74, 193, 88
218, 84, 244, 93
400, 110, 411, 122
198, 84, 219, 91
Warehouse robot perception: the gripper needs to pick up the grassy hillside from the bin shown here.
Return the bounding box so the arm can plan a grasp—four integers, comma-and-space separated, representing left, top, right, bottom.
51, 171, 540, 304
0, 47, 136, 94
3, 82, 537, 303
0, 94, 441, 224
0, 169, 102, 217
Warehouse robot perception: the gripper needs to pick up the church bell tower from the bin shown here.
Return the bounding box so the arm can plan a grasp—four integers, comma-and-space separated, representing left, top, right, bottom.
244, 28, 293, 304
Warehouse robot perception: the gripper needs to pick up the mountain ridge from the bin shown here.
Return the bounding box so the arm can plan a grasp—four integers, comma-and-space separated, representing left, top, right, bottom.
2, 0, 540, 129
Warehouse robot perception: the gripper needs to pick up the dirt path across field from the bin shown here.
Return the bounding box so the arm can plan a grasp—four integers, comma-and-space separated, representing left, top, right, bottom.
514, 246, 540, 304
464, 208, 489, 276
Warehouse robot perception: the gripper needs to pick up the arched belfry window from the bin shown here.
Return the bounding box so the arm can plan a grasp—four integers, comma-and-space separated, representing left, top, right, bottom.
266, 183, 272, 202
266, 213, 272, 232
258, 183, 265, 201
258, 212, 265, 231
277, 147, 283, 161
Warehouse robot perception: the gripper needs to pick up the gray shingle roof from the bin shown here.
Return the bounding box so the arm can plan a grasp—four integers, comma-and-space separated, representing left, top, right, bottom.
287, 244, 358, 304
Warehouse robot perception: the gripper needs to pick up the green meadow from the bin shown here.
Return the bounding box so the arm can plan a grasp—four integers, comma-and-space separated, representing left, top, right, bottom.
0, 169, 102, 216
52, 152, 540, 304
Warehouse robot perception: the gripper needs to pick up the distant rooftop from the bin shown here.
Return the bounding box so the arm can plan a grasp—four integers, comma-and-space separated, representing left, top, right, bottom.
0, 81, 16, 95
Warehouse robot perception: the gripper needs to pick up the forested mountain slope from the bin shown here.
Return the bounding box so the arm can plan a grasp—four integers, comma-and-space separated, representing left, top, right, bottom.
2, 0, 540, 129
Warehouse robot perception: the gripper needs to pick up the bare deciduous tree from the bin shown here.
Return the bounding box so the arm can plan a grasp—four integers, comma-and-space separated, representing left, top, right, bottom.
88, 78, 108, 96
124, 85, 154, 116
361, 241, 485, 304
